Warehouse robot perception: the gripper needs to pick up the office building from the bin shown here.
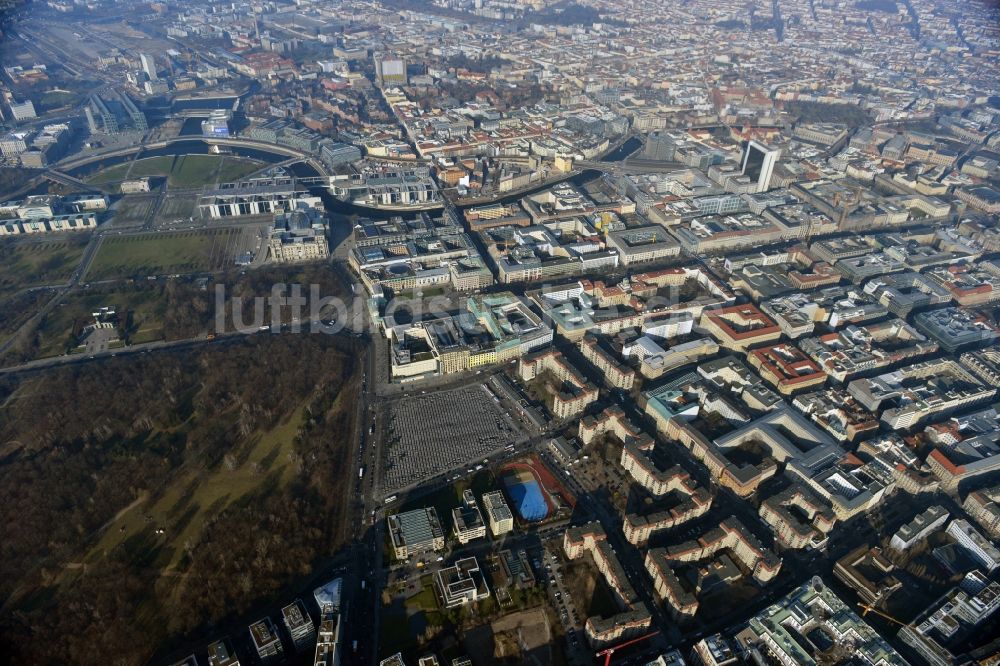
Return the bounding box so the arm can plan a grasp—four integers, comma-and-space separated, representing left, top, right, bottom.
924, 405, 1000, 493
388, 508, 445, 559
206, 638, 240, 666
268, 209, 329, 263
848, 358, 995, 431
737, 578, 906, 666
201, 109, 231, 137
140, 53, 158, 80
964, 485, 1000, 539
382, 292, 549, 379
434, 557, 490, 608
199, 179, 323, 219
482, 490, 514, 537
946, 519, 1000, 572
0, 130, 31, 157
747, 343, 827, 395
890, 506, 949, 551
374, 55, 407, 85
8, 99, 36, 121
914, 307, 1000, 353
452, 490, 486, 544
799, 319, 938, 382
281, 599, 316, 652
833, 546, 902, 606
320, 141, 362, 167
313, 577, 342, 666
249, 617, 283, 663
740, 141, 779, 193
85, 90, 148, 134
700, 304, 782, 351
694, 635, 738, 666
900, 572, 1000, 666
606, 226, 681, 265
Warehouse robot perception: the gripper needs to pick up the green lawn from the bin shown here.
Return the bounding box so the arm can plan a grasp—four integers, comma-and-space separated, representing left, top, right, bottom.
409, 575, 439, 611
40, 89, 80, 111
129, 156, 177, 179
0, 237, 88, 290
216, 157, 264, 183
111, 196, 154, 226
85, 163, 132, 185
86, 229, 238, 279
158, 195, 196, 220
168, 155, 220, 188
85, 155, 262, 188
0, 289, 50, 350
85, 156, 175, 186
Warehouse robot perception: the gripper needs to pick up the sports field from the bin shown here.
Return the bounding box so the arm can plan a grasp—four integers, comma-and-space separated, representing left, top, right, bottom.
86, 228, 254, 279
502, 466, 551, 522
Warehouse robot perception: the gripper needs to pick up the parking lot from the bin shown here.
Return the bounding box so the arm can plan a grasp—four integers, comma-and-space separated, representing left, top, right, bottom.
542, 541, 589, 662
382, 384, 526, 493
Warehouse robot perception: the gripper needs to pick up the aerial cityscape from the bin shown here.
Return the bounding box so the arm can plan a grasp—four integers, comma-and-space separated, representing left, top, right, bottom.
1, 0, 1000, 665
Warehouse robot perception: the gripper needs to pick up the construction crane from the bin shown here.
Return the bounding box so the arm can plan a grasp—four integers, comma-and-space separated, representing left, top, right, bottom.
857, 602, 913, 628
595, 630, 661, 666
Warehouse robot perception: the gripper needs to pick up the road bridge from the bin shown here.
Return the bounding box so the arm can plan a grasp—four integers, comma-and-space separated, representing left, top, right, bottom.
44, 170, 93, 191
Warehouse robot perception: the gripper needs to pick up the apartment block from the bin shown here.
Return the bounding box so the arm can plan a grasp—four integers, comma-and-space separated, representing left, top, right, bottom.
579, 334, 635, 390
889, 505, 950, 551
517, 348, 598, 419
759, 484, 836, 550
563, 522, 652, 647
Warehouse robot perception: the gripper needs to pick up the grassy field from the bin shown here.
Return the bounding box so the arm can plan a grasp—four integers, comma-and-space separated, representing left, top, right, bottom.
168, 155, 219, 187
111, 195, 155, 226
130, 155, 176, 178
87, 229, 241, 280
157, 194, 197, 220
86, 156, 175, 185
85, 162, 132, 185
86, 154, 263, 188
0, 237, 88, 290
40, 89, 80, 111
381, 574, 442, 657
0, 289, 50, 350
216, 156, 264, 182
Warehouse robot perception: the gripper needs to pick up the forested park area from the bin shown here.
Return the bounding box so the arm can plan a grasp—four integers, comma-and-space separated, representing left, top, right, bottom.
0, 333, 363, 664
